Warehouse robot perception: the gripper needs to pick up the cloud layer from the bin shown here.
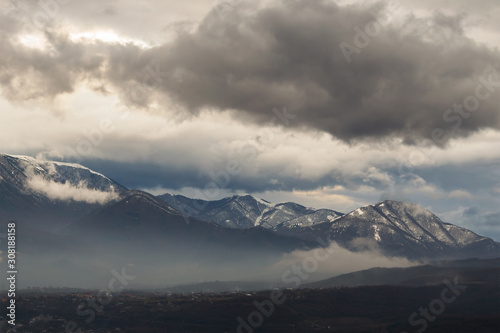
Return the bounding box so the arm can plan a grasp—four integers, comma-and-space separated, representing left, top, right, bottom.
26, 174, 119, 204
1, 0, 499, 144
264, 239, 415, 284
0, 0, 499, 240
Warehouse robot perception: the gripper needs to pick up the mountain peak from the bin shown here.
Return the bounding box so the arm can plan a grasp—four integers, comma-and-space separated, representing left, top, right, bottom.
158, 193, 342, 230
231, 194, 271, 205
0, 153, 126, 208
1, 153, 110, 180
293, 199, 498, 258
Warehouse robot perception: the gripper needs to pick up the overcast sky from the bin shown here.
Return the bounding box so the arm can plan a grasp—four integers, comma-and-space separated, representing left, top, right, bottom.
1, 0, 499, 240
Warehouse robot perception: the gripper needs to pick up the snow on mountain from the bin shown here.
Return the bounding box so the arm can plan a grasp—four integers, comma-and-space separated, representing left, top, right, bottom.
156, 194, 498, 258
279, 200, 499, 259
158, 193, 344, 230
0, 154, 126, 205
157, 194, 499, 258
443, 223, 490, 247
1, 153, 497, 260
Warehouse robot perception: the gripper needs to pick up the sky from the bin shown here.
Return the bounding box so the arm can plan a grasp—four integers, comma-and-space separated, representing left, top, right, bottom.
0, 0, 499, 240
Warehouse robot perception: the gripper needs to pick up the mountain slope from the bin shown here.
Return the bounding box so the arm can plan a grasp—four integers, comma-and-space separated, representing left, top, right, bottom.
1, 154, 498, 261
0, 154, 127, 228
65, 190, 317, 258
158, 193, 343, 230
0, 154, 125, 192
303, 258, 500, 289
279, 200, 500, 259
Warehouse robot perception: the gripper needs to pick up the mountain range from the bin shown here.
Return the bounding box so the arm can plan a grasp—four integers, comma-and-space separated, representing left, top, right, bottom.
157, 193, 499, 259
0, 153, 499, 287
157, 257, 500, 292
303, 257, 500, 289
275, 201, 500, 259
158, 193, 343, 230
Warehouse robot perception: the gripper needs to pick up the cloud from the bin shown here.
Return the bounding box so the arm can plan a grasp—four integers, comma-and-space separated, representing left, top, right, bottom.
131, 0, 500, 145
25, 173, 119, 204
448, 189, 473, 199
482, 212, 500, 227
1, 0, 500, 145
463, 206, 479, 216
264, 239, 416, 283
437, 206, 500, 241
1, 0, 499, 241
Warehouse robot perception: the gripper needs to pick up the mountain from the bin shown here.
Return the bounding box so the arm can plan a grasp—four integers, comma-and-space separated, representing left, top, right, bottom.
161, 258, 500, 292
0, 153, 126, 229
0, 153, 125, 194
158, 193, 343, 230
39, 190, 316, 287
0, 153, 317, 287
0, 154, 317, 258
303, 257, 500, 289
63, 190, 315, 257
1, 153, 499, 289
158, 194, 500, 259
278, 200, 500, 259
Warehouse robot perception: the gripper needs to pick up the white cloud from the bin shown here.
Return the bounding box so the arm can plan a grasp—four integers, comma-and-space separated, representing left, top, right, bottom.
448, 189, 474, 199
25, 174, 119, 204
263, 240, 416, 283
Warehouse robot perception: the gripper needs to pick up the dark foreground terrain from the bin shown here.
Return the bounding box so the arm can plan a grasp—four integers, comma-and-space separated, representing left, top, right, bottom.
2, 278, 499, 333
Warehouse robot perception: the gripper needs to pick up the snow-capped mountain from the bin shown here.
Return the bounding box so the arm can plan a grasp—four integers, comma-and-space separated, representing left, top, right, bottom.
1, 153, 498, 260
158, 193, 344, 230
0, 154, 125, 193
0, 154, 126, 225
279, 200, 500, 259
64, 190, 316, 255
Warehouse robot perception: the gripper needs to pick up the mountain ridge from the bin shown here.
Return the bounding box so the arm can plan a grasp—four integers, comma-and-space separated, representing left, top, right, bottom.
278, 200, 499, 259
0, 153, 498, 260
303, 257, 500, 289
158, 193, 344, 230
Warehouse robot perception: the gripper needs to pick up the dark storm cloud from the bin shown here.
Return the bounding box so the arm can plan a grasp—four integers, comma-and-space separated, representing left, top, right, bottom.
463, 206, 479, 216
414, 160, 500, 193
2, 0, 500, 144
463, 210, 500, 231
82, 158, 346, 193
482, 212, 500, 227
82, 159, 203, 190
117, 0, 500, 144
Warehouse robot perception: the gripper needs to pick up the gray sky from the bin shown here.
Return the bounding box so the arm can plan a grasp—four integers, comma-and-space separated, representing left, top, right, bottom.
1, 0, 499, 240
